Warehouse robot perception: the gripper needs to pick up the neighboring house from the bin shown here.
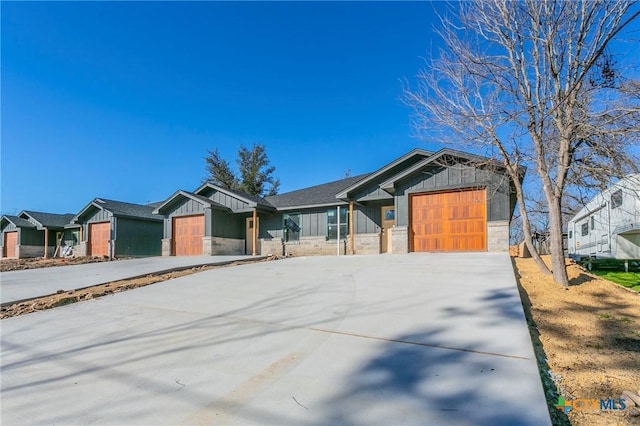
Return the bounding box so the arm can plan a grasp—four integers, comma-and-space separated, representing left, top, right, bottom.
567, 173, 640, 260
153, 185, 276, 256
156, 148, 519, 256
71, 198, 163, 257
0, 211, 77, 259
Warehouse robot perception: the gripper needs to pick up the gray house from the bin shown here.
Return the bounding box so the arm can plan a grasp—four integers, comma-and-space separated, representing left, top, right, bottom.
71, 198, 163, 257
156, 148, 517, 256
1, 211, 78, 259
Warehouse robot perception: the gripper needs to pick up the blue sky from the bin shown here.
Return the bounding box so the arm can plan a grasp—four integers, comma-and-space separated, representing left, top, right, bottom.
1, 1, 445, 214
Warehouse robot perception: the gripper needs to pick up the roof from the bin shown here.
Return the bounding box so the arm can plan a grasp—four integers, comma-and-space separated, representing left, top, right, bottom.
21, 211, 75, 229
1, 215, 36, 229
335, 148, 432, 199
265, 174, 370, 209
75, 198, 162, 222
152, 190, 230, 215
194, 183, 275, 209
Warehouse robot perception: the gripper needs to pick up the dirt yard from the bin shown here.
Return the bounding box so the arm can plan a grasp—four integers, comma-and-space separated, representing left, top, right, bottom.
514, 256, 640, 426
0, 256, 112, 272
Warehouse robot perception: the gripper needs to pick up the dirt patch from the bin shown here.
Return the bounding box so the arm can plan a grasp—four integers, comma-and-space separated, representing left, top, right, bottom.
1, 256, 114, 272
514, 256, 640, 426
1, 257, 276, 319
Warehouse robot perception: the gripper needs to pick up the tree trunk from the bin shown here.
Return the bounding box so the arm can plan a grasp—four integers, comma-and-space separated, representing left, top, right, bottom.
548, 196, 570, 287
511, 170, 552, 275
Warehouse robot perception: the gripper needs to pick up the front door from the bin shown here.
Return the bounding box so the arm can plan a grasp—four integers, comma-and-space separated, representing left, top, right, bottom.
381, 206, 395, 253
246, 217, 259, 255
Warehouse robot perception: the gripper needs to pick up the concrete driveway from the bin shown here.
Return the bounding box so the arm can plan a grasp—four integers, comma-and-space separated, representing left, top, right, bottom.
0, 255, 261, 304
0, 253, 550, 425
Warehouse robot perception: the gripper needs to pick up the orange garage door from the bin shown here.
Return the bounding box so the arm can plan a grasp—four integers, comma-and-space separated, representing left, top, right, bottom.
90, 222, 111, 257
411, 189, 486, 252
4, 231, 18, 258
173, 215, 204, 256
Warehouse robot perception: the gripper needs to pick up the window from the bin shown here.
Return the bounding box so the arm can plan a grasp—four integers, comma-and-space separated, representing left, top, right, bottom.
283, 213, 301, 242
581, 222, 589, 236
569, 230, 573, 239
611, 189, 622, 209
590, 216, 595, 230
327, 208, 349, 240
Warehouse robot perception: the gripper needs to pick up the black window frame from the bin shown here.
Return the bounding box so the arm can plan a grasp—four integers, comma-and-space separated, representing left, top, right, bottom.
611, 189, 623, 209
327, 208, 349, 240
283, 213, 301, 243
581, 222, 589, 236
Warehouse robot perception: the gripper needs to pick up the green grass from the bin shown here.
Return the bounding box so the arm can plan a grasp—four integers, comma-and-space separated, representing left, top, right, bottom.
591, 270, 640, 292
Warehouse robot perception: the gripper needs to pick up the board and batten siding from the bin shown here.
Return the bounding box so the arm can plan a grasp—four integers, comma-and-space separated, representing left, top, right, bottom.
199, 188, 253, 212
395, 164, 512, 227
211, 210, 244, 239
114, 217, 162, 257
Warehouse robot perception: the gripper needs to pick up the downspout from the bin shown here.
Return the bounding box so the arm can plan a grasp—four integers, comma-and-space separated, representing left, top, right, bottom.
349, 201, 354, 255
252, 208, 257, 256
337, 206, 340, 256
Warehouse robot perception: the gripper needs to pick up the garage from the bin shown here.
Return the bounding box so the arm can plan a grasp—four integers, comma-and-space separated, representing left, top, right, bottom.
411, 189, 486, 252
172, 215, 204, 256
4, 231, 17, 258
89, 222, 111, 257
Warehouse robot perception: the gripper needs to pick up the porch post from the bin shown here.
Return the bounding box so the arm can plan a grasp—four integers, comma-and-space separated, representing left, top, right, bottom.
349, 201, 354, 255
252, 208, 257, 256
43, 227, 48, 258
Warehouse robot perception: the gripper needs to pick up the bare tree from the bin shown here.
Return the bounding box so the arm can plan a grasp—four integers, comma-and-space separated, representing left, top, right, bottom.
404, 0, 640, 286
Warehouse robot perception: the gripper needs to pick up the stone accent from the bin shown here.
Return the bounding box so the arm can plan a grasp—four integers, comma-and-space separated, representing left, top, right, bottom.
75, 242, 88, 257
203, 236, 245, 255
261, 239, 284, 256
390, 227, 409, 254
284, 236, 347, 256
487, 221, 510, 252
162, 238, 172, 256
353, 233, 380, 255
16, 245, 45, 258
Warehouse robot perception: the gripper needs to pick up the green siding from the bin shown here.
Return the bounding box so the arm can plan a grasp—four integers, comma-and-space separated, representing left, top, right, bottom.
211, 210, 244, 239
114, 217, 162, 257
21, 228, 44, 246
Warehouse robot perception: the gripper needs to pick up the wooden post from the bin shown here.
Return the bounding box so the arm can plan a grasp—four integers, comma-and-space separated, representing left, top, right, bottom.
349, 201, 354, 255
43, 228, 48, 258
252, 208, 258, 256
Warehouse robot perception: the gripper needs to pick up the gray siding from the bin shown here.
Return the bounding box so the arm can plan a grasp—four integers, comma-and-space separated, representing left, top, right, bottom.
21, 228, 44, 246
395, 164, 512, 226
260, 215, 283, 239
211, 210, 244, 239
206, 189, 252, 212
354, 203, 383, 234
170, 198, 206, 216
114, 217, 162, 257
85, 208, 112, 223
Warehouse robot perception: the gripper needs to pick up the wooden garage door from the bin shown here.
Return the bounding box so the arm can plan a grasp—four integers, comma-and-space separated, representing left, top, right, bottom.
411, 189, 486, 252
89, 222, 111, 257
4, 231, 17, 258
173, 215, 204, 256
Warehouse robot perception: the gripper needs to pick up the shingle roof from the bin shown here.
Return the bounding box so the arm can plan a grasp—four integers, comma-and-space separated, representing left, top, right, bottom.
22, 211, 75, 228
93, 198, 162, 221
152, 190, 230, 215
2, 215, 36, 228
265, 174, 370, 208
195, 183, 275, 208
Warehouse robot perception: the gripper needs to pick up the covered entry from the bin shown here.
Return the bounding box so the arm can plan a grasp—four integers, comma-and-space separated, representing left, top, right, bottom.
89, 222, 110, 256
173, 215, 204, 256
411, 189, 486, 252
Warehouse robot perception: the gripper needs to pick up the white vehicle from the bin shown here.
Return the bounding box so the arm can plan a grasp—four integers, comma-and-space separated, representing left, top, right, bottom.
567, 174, 640, 260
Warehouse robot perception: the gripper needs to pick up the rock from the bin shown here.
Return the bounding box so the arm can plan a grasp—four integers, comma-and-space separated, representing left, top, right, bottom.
622, 390, 640, 407
629, 407, 640, 417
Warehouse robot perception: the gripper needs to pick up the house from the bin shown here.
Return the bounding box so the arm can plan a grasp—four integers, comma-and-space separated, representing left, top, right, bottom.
71, 198, 163, 257
0, 211, 77, 258
156, 148, 518, 256
567, 173, 640, 260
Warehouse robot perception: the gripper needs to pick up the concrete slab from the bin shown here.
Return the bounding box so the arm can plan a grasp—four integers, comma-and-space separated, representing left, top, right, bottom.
0, 253, 551, 425
0, 255, 261, 304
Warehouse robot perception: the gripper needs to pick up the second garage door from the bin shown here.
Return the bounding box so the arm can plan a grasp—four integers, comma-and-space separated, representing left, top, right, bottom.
89, 222, 111, 257
4, 231, 18, 258
411, 189, 486, 252
173, 215, 204, 256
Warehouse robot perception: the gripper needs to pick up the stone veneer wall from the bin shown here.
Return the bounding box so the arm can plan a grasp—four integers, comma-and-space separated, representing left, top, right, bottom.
281, 236, 348, 256
390, 227, 409, 254
162, 239, 172, 256
353, 233, 380, 255
203, 236, 245, 255
487, 221, 510, 252
261, 239, 284, 256
74, 242, 88, 257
